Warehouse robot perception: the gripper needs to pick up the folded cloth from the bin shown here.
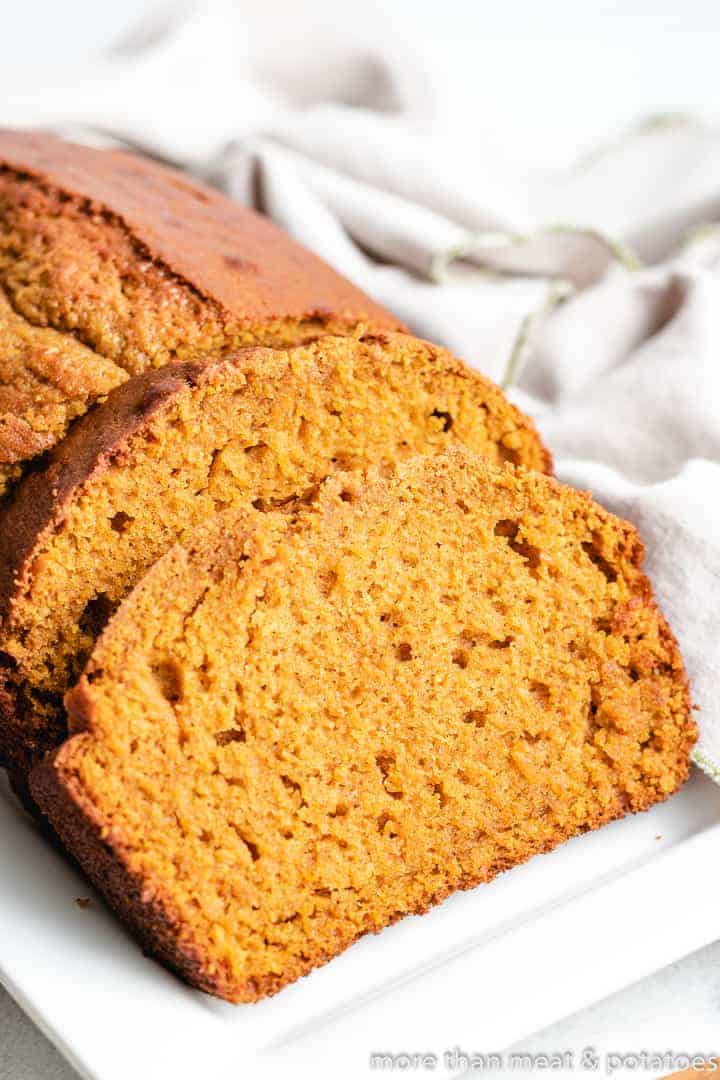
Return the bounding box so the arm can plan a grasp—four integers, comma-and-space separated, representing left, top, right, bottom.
0, 0, 718, 780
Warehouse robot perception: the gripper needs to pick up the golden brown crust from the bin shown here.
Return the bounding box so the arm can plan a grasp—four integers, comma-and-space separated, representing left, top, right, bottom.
30, 450, 695, 1002
0, 129, 396, 328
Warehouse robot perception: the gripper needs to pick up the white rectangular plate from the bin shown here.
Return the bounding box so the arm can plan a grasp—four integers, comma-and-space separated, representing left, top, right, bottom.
2, 769, 719, 1080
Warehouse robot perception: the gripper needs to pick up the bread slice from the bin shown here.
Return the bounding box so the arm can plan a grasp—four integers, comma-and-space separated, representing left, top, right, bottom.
31, 449, 694, 1002
0, 129, 400, 494
0, 332, 550, 794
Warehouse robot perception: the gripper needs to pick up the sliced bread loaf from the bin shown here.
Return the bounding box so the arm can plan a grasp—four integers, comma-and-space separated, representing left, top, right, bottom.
0, 129, 400, 494
0, 332, 550, 791
32, 449, 694, 1002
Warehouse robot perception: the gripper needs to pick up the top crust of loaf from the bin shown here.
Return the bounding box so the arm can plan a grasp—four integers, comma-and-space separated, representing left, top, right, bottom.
0, 129, 397, 327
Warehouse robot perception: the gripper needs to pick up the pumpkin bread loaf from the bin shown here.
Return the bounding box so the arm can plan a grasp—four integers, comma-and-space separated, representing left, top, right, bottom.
0, 129, 400, 495
0, 332, 550, 793
32, 450, 694, 1002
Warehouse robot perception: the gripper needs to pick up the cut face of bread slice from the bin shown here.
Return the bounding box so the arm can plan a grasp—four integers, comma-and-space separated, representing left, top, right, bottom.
0, 129, 401, 494
32, 450, 694, 1003
0, 333, 550, 789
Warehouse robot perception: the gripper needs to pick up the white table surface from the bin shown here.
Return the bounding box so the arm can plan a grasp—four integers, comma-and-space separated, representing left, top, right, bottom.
1, 2, 719, 1076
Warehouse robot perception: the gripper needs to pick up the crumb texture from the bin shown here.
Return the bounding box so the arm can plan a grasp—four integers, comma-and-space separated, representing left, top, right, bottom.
33, 450, 695, 1003
0, 332, 550, 783
0, 129, 399, 492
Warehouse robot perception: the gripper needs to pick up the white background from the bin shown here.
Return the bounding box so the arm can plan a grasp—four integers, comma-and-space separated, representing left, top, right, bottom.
1, 2, 719, 1076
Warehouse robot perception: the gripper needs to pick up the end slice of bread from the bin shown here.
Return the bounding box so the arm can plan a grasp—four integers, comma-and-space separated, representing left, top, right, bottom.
31, 449, 694, 1002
